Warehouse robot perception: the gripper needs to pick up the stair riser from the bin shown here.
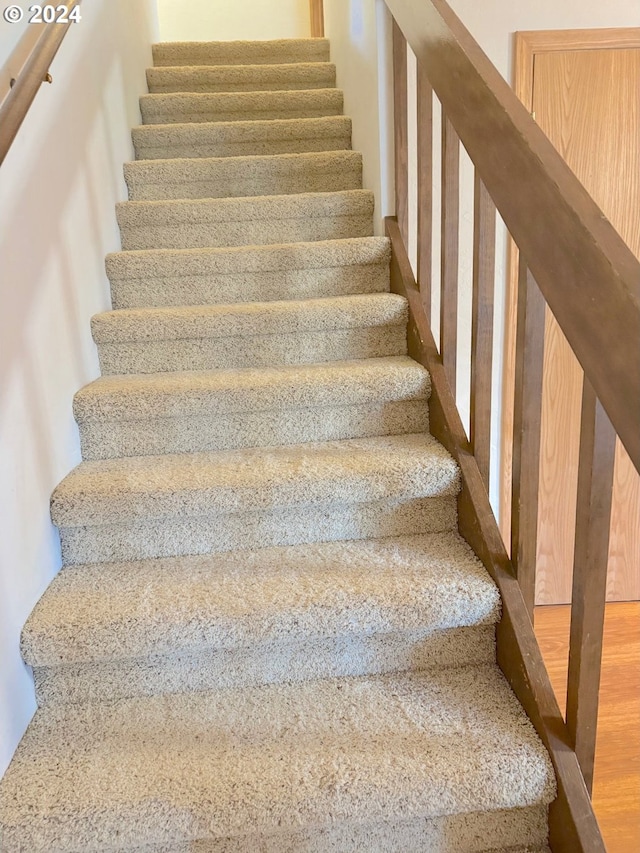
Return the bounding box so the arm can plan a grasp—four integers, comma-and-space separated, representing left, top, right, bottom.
58, 497, 458, 565
134, 135, 351, 160
96, 325, 407, 375
32, 625, 495, 706
140, 93, 344, 125
124, 157, 363, 202
78, 400, 429, 459
108, 263, 389, 309
146, 65, 336, 95
0, 26, 558, 852
152, 41, 331, 68
120, 809, 550, 853
10, 805, 550, 853
133, 806, 548, 853
22, 532, 498, 678
119, 214, 373, 251
141, 104, 343, 125
131, 108, 351, 159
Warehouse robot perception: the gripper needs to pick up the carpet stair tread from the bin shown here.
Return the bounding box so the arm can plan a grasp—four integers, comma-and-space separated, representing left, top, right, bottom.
116, 189, 374, 250
152, 38, 331, 67
92, 293, 406, 375
73, 357, 430, 421
22, 532, 500, 667
74, 356, 430, 458
50, 433, 460, 528
146, 62, 336, 94
105, 236, 390, 309
140, 88, 344, 125
116, 189, 372, 229
91, 293, 407, 344
132, 115, 352, 160
0, 31, 559, 853
0, 665, 555, 853
123, 150, 362, 201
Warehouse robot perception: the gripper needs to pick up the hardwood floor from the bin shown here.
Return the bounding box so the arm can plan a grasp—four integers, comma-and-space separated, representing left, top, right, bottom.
534, 602, 640, 852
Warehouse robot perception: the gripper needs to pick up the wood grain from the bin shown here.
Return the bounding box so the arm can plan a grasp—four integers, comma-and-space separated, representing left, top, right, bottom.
518, 28, 640, 62
440, 113, 459, 395
512, 28, 640, 123
531, 46, 640, 604
392, 20, 409, 247
500, 237, 517, 551
416, 61, 433, 320
510, 257, 546, 618
608, 442, 640, 601
503, 31, 640, 542
386, 214, 605, 853
535, 602, 640, 853
536, 318, 583, 604
470, 172, 496, 489
566, 381, 617, 792
499, 29, 534, 544
309, 0, 324, 38
385, 0, 640, 475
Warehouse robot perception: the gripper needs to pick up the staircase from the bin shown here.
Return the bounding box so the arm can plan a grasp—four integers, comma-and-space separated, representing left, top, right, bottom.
0, 38, 555, 852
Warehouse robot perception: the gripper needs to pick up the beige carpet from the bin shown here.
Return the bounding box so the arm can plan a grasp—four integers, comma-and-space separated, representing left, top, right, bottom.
0, 37, 555, 852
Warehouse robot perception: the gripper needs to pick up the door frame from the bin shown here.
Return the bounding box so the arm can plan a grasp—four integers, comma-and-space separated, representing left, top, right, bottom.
513, 27, 640, 112
500, 27, 640, 553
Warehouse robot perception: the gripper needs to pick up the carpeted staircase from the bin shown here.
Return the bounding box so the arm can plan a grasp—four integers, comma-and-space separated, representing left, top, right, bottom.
0, 38, 555, 852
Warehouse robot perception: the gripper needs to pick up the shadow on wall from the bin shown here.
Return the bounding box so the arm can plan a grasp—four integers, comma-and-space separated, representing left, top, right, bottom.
323, 0, 394, 236
0, 0, 157, 777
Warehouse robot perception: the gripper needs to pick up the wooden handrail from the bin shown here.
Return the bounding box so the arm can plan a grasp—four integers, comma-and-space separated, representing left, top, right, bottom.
384, 1, 638, 848
0, 0, 81, 168
293, 0, 634, 845
385, 0, 640, 475
385, 216, 605, 852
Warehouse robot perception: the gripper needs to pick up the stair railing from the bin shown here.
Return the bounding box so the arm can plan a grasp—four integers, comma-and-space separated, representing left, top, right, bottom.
310, 0, 639, 850
0, 0, 82, 167
383, 2, 640, 851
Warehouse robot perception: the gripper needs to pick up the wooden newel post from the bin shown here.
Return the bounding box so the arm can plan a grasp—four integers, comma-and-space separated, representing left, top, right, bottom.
309, 1, 324, 38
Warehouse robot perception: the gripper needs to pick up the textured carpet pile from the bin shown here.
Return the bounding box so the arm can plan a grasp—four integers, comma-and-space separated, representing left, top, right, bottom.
0, 37, 555, 852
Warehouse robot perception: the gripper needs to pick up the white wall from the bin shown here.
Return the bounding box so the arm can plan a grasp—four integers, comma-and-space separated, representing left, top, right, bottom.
157, 0, 310, 42
323, 0, 393, 237
0, 13, 44, 98
447, 0, 640, 81
0, 0, 158, 778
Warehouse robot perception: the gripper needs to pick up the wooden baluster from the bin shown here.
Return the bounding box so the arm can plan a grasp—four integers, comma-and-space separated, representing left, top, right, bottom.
511, 256, 546, 618
417, 62, 433, 320
566, 379, 616, 793
440, 113, 460, 394
392, 19, 409, 247
470, 172, 496, 489
309, 1, 324, 38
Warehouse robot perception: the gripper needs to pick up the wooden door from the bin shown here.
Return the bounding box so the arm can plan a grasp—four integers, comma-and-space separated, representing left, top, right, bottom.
513, 34, 640, 604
